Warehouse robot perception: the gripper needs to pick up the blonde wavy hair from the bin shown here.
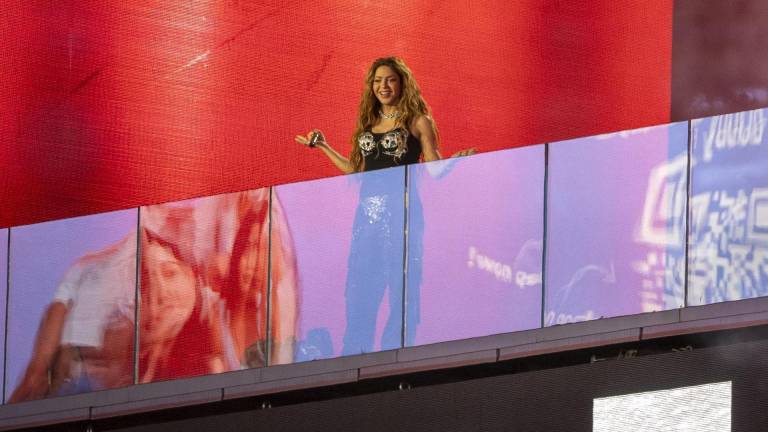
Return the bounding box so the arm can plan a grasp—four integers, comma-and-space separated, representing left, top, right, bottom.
349, 57, 439, 172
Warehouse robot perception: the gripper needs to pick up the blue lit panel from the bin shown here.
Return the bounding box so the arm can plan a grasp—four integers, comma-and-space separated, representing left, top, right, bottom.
688, 109, 768, 305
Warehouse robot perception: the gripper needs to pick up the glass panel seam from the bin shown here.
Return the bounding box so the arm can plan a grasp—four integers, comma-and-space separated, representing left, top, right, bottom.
401, 167, 409, 349
133, 208, 142, 385
2, 229, 11, 403
266, 187, 274, 366
541, 143, 550, 329
684, 120, 694, 308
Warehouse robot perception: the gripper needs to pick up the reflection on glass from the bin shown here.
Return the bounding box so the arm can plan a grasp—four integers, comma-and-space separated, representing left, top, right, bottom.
546, 123, 688, 325
689, 109, 768, 305
276, 167, 405, 363
407, 148, 544, 346
138, 190, 297, 383
7, 211, 137, 403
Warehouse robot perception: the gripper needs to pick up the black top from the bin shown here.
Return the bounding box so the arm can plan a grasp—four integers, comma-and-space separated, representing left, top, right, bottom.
358, 127, 422, 171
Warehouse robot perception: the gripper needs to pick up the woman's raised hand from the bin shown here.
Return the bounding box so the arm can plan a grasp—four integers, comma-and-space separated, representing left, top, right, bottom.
294, 129, 353, 173
295, 130, 325, 148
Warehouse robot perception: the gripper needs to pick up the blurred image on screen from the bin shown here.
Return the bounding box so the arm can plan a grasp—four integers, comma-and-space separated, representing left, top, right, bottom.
7, 211, 137, 402
138, 190, 297, 383
688, 109, 768, 305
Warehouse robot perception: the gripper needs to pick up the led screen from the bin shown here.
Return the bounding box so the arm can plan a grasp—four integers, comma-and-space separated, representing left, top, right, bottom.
593, 381, 731, 431
545, 123, 688, 325
406, 148, 544, 346
0, 1, 673, 228
275, 167, 405, 362
688, 109, 768, 305
138, 189, 295, 382
6, 210, 137, 403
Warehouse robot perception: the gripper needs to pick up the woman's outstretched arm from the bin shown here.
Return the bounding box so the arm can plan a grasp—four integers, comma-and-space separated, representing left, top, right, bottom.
412, 116, 476, 178
295, 130, 355, 174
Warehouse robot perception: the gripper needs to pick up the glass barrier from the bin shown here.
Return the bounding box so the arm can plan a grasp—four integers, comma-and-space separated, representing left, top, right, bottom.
6, 210, 137, 403
688, 109, 768, 305
406, 148, 544, 346
545, 123, 688, 325
138, 189, 277, 382
7, 108, 768, 404
0, 229, 7, 402
274, 167, 406, 363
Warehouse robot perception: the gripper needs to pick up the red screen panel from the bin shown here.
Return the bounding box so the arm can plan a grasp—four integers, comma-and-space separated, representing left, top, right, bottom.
138, 189, 297, 382
0, 1, 673, 228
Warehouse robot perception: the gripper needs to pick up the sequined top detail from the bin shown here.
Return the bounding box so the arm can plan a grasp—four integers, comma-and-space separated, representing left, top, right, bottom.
357, 127, 422, 171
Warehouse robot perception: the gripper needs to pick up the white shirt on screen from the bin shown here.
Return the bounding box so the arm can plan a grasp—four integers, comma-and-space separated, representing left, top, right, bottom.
52, 233, 137, 348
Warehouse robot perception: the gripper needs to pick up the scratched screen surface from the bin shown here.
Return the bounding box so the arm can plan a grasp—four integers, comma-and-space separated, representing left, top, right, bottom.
545, 123, 688, 325
688, 109, 768, 305
0, 1, 673, 228
275, 167, 405, 362
406, 148, 544, 346
6, 210, 137, 403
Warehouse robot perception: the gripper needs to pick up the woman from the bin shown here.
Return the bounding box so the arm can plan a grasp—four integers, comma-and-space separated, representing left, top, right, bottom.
296, 57, 474, 354
138, 207, 225, 382
296, 56, 473, 171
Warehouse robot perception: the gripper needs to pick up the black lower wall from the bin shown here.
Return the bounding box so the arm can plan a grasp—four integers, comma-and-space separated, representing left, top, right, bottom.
64, 328, 768, 432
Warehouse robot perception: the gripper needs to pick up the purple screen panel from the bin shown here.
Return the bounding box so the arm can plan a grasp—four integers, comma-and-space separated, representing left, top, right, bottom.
275, 167, 406, 363
407, 148, 544, 346
546, 123, 688, 325
688, 109, 768, 304
6, 210, 137, 403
